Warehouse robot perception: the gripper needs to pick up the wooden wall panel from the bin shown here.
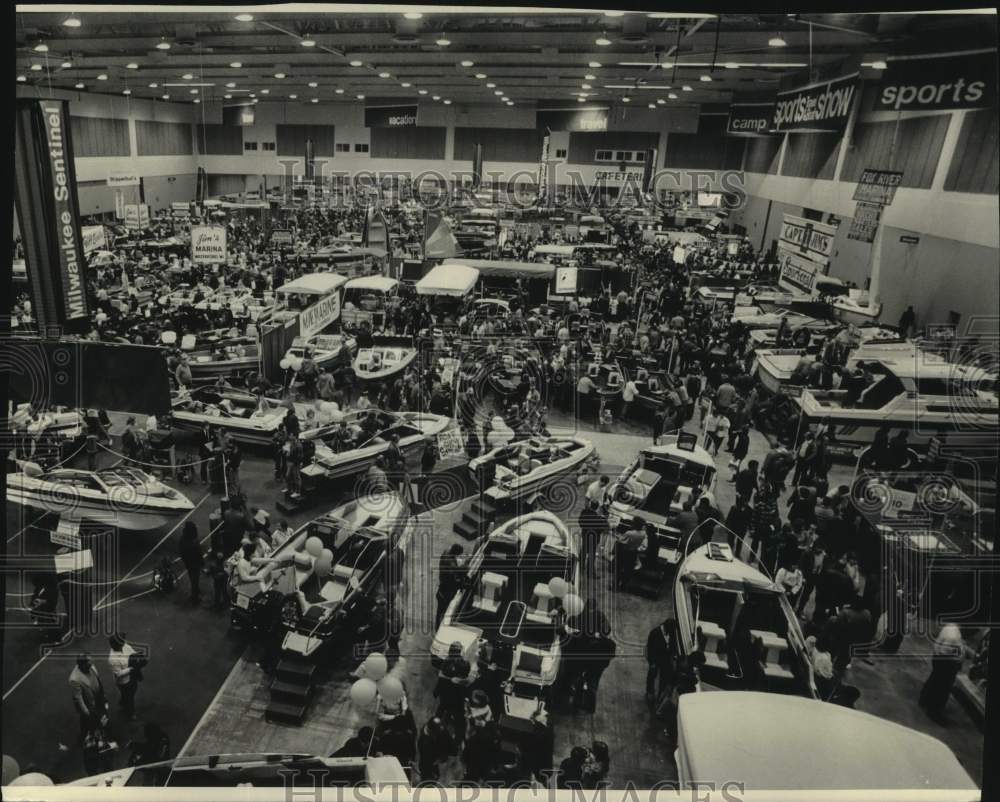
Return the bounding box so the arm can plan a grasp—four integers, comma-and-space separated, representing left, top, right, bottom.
135, 120, 193, 156
780, 132, 841, 179
197, 124, 243, 156
275, 124, 337, 157
945, 109, 999, 195
70, 116, 130, 157
663, 116, 743, 170
744, 136, 782, 174
370, 126, 446, 159
842, 116, 949, 189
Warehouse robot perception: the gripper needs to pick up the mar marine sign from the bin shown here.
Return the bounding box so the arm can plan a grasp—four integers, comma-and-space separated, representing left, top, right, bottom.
191, 225, 228, 264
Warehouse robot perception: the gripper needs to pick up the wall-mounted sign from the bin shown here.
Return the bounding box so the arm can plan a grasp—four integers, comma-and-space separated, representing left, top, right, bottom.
778, 214, 837, 262
106, 172, 140, 187
190, 225, 228, 264
536, 105, 609, 132
900, 235, 920, 245
726, 103, 775, 136
298, 291, 341, 338
847, 201, 882, 243
777, 248, 828, 293
853, 169, 904, 205
772, 74, 858, 132
364, 104, 418, 128
868, 51, 997, 112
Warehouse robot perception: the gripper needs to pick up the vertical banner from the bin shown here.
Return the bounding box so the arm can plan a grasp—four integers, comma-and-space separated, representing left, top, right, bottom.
13, 99, 91, 328
537, 134, 551, 203
115, 190, 125, 220
641, 148, 658, 193
848, 202, 882, 243
195, 167, 207, 204
472, 143, 484, 191
305, 138, 315, 182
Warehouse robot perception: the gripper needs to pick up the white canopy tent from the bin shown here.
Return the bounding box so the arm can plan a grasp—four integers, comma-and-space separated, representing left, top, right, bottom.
416, 264, 479, 297
275, 273, 348, 297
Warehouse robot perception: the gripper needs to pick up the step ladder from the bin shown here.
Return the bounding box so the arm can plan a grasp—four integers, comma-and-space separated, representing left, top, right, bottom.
453, 493, 498, 540
264, 658, 316, 726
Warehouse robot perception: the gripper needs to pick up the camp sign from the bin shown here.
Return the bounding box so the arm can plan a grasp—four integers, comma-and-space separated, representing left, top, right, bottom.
191, 225, 228, 264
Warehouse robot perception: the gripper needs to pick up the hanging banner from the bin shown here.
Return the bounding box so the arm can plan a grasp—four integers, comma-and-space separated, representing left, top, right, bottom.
536, 105, 609, 132
726, 103, 776, 136
847, 201, 882, 243
537, 134, 550, 199
778, 214, 837, 262
123, 204, 150, 230
299, 292, 342, 338
853, 169, 904, 206
190, 224, 228, 264
106, 172, 140, 187
869, 51, 998, 112
364, 104, 418, 128
777, 248, 828, 293
772, 74, 858, 132
472, 143, 484, 190
80, 225, 107, 254
641, 148, 658, 193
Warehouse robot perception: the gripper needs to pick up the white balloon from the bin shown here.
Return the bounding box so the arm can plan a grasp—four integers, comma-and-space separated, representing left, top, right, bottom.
305, 536, 324, 558
547, 577, 569, 598
279, 358, 291, 370
377, 675, 404, 704
349, 678, 378, 709
563, 592, 584, 617
363, 652, 388, 681
2, 754, 21, 785
9, 773, 53, 786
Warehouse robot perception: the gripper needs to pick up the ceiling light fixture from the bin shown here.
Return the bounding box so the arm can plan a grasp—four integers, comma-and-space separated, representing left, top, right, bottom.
474, 73, 487, 79
34, 43, 49, 53
126, 62, 138, 70
235, 13, 254, 22
621, 96, 630, 103
189, 88, 198, 94
162, 94, 170, 100
335, 88, 344, 94
768, 35, 787, 47
595, 35, 612, 46
226, 82, 236, 88
274, 72, 286, 79
506, 100, 514, 106
432, 94, 440, 100
578, 96, 587, 102
16, 75, 26, 82
349, 60, 363, 67
401, 82, 412, 87
436, 37, 451, 46
308, 81, 318, 88
357, 93, 365, 99
403, 11, 423, 19
123, 88, 131, 95
260, 88, 269, 94
460, 60, 474, 67
311, 97, 319, 103
585, 73, 597, 80
589, 61, 602, 68
501, 96, 509, 101
493, 90, 503, 95
604, 10, 626, 17
30, 63, 43, 71
443, 99, 452, 104
700, 74, 712, 82
156, 40, 171, 50
682, 84, 692, 91
230, 61, 242, 68
76, 82, 85, 89
668, 92, 678, 99
656, 98, 665, 104
288, 93, 297, 99
148, 82, 158, 88
224, 93, 233, 99
62, 61, 73, 69
648, 103, 656, 109
868, 59, 888, 70
252, 98, 258, 104
418, 89, 427, 94
97, 73, 108, 80
182, 73, 194, 80
379, 72, 391, 78
486, 82, 496, 88
249, 92, 255, 97
193, 98, 200, 104
63, 15, 82, 27
582, 83, 592, 89
300, 38, 316, 47
724, 62, 739, 69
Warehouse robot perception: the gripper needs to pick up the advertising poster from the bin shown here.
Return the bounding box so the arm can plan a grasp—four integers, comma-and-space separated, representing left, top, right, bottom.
191, 225, 228, 264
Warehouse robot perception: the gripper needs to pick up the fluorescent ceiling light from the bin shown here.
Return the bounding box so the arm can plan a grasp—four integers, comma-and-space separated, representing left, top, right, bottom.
34, 43, 49, 53
76, 82, 86, 89
230, 62, 242, 68
225, 93, 233, 99
668, 92, 678, 99
604, 10, 626, 17
589, 61, 602, 68
300, 38, 316, 47
432, 94, 440, 100
700, 74, 712, 82
475, 73, 487, 79
312, 98, 319, 103
156, 40, 171, 50
30, 64, 43, 71
578, 97, 587, 102
401, 82, 412, 87
461, 60, 474, 67
62, 61, 73, 69
486, 82, 496, 88
403, 11, 423, 19
357, 93, 365, 99
595, 36, 612, 46
647, 12, 716, 19
724, 62, 739, 69
418, 89, 427, 94
126, 62, 139, 70
189, 88, 198, 94
289, 94, 297, 99
865, 60, 888, 70
769, 35, 787, 47
621, 60, 806, 68
335, 88, 344, 94
122, 88, 131, 95
63, 15, 82, 27
16, 75, 27, 82
648, 103, 655, 109
506, 101, 514, 106
443, 99, 452, 104
436, 37, 451, 46
182, 73, 194, 80
235, 13, 253, 22
274, 72, 286, 79
97, 73, 108, 80
193, 98, 200, 104
621, 96, 630, 102
260, 89, 270, 94
148, 82, 158, 88
493, 90, 503, 95
350, 60, 363, 67
226, 82, 236, 88
379, 72, 392, 78
656, 98, 665, 104
585, 74, 597, 80
582, 83, 592, 89
162, 94, 169, 99
308, 81, 318, 87
682, 84, 692, 91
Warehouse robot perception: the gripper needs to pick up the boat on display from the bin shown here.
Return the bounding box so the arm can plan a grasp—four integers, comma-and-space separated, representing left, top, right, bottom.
301, 409, 453, 481
185, 336, 261, 379
582, 355, 624, 406
10, 404, 86, 444
230, 493, 413, 658
159, 284, 214, 308
430, 510, 581, 718
673, 542, 818, 697
283, 333, 358, 372
733, 283, 802, 306
731, 306, 826, 331
617, 358, 682, 412
795, 359, 999, 450
469, 435, 598, 504
352, 336, 418, 383
606, 433, 718, 564
168, 385, 286, 445
7, 464, 195, 529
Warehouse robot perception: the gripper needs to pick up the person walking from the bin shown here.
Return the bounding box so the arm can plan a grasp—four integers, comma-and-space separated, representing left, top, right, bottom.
417, 716, 455, 782
613, 517, 645, 592
645, 617, 677, 708
178, 521, 204, 605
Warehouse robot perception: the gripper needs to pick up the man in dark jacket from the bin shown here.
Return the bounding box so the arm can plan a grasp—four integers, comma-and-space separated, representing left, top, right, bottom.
645, 617, 677, 706
735, 460, 759, 506
577, 500, 606, 577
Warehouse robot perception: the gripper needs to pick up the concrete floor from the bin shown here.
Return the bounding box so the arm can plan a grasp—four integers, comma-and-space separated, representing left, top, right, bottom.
2, 409, 985, 786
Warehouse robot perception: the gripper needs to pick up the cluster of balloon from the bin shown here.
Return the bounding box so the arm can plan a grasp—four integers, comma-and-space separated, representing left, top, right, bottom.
377, 675, 405, 705
278, 356, 303, 372
563, 593, 584, 617
548, 577, 584, 617
314, 548, 334, 579
349, 677, 378, 709
305, 537, 324, 558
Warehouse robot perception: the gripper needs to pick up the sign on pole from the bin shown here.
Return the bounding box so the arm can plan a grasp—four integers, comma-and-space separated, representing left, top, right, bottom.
190, 225, 228, 264
106, 172, 141, 187
848, 201, 882, 243
853, 169, 903, 206
80, 225, 107, 254
298, 292, 342, 338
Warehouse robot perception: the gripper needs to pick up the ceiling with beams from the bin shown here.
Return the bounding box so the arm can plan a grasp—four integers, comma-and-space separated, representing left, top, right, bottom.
14, 7, 997, 108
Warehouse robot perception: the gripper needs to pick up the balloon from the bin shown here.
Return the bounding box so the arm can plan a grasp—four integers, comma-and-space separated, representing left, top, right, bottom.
2, 755, 20, 785
279, 358, 290, 370
563, 593, 584, 617
377, 675, 404, 704
349, 678, 378, 709
363, 652, 388, 681
320, 548, 334, 564
547, 577, 569, 598
314, 558, 332, 579
305, 536, 324, 558
289, 356, 303, 372
9, 773, 53, 786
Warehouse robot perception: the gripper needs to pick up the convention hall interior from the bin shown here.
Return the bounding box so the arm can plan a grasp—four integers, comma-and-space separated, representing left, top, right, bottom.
4, 4, 997, 797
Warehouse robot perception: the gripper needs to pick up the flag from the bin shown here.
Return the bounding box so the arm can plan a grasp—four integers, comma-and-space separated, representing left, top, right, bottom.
362, 207, 390, 252
423, 211, 459, 260
642, 148, 658, 194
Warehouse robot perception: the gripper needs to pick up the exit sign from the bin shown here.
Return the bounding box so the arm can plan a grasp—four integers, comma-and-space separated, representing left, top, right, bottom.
900, 235, 919, 244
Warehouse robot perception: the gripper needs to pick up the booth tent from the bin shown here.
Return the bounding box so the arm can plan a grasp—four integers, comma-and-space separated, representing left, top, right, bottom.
415, 264, 479, 297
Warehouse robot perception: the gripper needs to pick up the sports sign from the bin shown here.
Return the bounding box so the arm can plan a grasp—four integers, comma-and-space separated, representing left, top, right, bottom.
190, 225, 228, 264
364, 104, 418, 128
772, 74, 858, 132
853, 169, 904, 206
726, 103, 775, 136
298, 292, 342, 338
868, 51, 997, 112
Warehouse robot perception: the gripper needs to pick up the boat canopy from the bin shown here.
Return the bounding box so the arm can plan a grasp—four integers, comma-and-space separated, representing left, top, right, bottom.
443, 259, 555, 279
676, 692, 977, 791
276, 273, 349, 296
416, 264, 479, 297
345, 276, 399, 293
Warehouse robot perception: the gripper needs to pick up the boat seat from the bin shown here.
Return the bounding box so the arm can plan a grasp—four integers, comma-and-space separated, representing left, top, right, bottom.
648, 378, 660, 392
529, 582, 556, 617
697, 621, 729, 670
751, 629, 789, 666
606, 373, 622, 389
331, 563, 355, 582
474, 571, 508, 614
161, 331, 177, 345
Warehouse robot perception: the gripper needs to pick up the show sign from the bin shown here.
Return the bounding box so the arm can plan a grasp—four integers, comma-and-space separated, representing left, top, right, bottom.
106, 172, 140, 187
536, 105, 609, 132
778, 214, 837, 262
190, 225, 228, 264
298, 292, 342, 338
726, 103, 775, 136
853, 169, 903, 206
772, 74, 858, 132
40, 100, 89, 322
869, 51, 997, 112
81, 225, 107, 254
364, 104, 418, 128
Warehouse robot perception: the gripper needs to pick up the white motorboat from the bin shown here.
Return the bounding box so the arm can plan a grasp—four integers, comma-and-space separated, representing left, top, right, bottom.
10, 404, 85, 443
7, 464, 195, 529
469, 435, 598, 504
168, 386, 286, 445
352, 337, 418, 383
283, 333, 358, 371
431, 510, 581, 717
674, 542, 817, 697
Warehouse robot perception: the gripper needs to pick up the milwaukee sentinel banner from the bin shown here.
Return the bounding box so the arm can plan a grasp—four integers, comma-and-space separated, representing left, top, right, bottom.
867, 51, 998, 112
364, 104, 418, 128
726, 103, 776, 136
772, 74, 858, 132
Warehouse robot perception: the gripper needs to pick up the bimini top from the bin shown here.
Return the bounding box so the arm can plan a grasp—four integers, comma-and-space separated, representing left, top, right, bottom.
444, 259, 555, 279
345, 276, 399, 293
676, 692, 977, 792
416, 263, 479, 297
276, 273, 349, 296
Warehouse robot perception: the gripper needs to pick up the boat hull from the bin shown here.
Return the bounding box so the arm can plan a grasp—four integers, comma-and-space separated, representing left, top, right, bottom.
7, 487, 187, 529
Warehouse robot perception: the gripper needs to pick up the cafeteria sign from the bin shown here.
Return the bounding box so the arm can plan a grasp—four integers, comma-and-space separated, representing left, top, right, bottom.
191, 225, 228, 264
298, 292, 342, 338
772, 74, 857, 132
